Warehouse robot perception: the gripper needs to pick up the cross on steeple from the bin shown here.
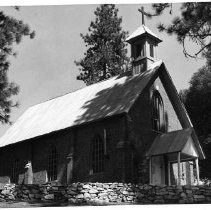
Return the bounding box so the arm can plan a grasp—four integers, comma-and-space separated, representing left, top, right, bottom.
138, 6, 148, 25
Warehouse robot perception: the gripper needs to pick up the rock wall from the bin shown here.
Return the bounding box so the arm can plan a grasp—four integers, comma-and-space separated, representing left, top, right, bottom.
1, 183, 211, 204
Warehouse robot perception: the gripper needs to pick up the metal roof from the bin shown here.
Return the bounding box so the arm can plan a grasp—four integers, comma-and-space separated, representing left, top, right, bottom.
147, 128, 204, 159
0, 60, 163, 148
126, 25, 162, 43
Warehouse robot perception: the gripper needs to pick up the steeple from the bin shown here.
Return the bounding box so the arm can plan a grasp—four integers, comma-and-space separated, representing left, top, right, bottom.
126, 7, 162, 75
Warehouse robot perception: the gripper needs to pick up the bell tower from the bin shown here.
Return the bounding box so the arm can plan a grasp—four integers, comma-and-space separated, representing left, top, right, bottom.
126, 7, 162, 75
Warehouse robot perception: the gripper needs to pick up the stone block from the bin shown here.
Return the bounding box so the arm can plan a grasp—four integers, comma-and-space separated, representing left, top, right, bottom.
154, 199, 165, 204
89, 189, 98, 194
194, 190, 204, 195
179, 199, 187, 204
186, 198, 194, 203
83, 184, 90, 189
109, 198, 117, 202
29, 194, 35, 199
186, 190, 192, 194
191, 187, 199, 190
97, 187, 104, 191
122, 191, 129, 195
34, 194, 43, 199
90, 193, 97, 198
164, 195, 177, 200
127, 196, 134, 201
84, 193, 91, 199
98, 192, 107, 197
8, 195, 15, 200
23, 189, 30, 194
68, 198, 77, 203
180, 192, 187, 198
147, 196, 154, 201
1, 189, 10, 195
205, 197, 211, 202
193, 195, 205, 199
80, 190, 87, 193
67, 190, 77, 195
44, 194, 54, 200
205, 191, 211, 196
52, 186, 59, 191
76, 194, 84, 199
103, 185, 109, 189
31, 188, 40, 194
156, 191, 168, 196
136, 192, 145, 198
184, 185, 192, 190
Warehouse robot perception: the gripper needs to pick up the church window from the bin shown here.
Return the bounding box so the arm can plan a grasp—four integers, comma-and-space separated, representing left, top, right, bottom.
11, 159, 20, 183
150, 44, 154, 57
152, 91, 165, 132
47, 146, 57, 181
92, 135, 104, 174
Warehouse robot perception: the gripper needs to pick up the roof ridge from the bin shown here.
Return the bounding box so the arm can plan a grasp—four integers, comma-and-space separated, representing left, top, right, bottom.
0, 60, 163, 148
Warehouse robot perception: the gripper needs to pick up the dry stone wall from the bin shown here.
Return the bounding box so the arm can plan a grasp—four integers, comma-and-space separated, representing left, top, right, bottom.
0, 183, 211, 204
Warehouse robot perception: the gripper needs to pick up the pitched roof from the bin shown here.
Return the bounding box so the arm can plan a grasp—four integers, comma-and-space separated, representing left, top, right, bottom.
0, 60, 163, 148
126, 25, 162, 43
147, 128, 192, 156
147, 128, 204, 160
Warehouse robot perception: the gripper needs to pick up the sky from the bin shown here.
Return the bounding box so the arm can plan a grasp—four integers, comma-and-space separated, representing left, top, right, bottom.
0, 2, 206, 136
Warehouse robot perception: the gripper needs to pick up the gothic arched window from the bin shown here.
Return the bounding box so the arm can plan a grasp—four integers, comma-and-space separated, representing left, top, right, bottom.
92, 135, 104, 174
152, 91, 165, 132
47, 146, 57, 181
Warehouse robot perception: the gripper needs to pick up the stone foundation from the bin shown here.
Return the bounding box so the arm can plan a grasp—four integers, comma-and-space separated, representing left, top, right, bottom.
0, 183, 211, 204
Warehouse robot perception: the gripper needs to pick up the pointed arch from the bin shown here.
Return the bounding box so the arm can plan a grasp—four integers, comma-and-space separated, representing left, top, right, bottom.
152, 90, 166, 132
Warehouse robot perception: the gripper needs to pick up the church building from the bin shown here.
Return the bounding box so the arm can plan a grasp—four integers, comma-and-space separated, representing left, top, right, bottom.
0, 12, 205, 186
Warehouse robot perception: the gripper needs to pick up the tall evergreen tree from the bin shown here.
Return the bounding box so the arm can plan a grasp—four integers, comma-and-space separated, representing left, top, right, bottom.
179, 57, 211, 178
75, 4, 129, 85
0, 8, 35, 124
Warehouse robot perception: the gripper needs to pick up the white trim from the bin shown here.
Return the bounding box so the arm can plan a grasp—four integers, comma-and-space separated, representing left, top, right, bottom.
177, 152, 181, 186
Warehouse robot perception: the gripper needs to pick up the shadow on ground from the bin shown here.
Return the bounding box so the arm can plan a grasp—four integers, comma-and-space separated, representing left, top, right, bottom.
0, 200, 121, 208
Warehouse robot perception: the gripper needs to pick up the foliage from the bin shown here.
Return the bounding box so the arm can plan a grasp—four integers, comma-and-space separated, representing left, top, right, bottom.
179, 65, 211, 142
0, 9, 35, 124
179, 60, 211, 178
147, 2, 211, 58
75, 4, 129, 85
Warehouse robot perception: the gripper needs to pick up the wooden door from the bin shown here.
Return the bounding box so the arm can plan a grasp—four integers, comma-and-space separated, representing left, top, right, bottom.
151, 156, 165, 185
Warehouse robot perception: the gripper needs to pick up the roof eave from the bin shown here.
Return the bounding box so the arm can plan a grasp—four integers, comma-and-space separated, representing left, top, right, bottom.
191, 129, 205, 160
126, 32, 162, 44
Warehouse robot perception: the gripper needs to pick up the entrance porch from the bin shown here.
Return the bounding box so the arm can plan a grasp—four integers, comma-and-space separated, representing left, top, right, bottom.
147, 128, 205, 186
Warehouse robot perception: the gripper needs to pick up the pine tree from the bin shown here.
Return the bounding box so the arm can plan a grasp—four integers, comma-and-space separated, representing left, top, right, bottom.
147, 2, 211, 59
75, 4, 129, 85
0, 8, 35, 124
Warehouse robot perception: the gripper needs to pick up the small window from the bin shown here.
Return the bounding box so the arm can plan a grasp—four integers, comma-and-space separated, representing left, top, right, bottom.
150, 44, 154, 57
92, 135, 104, 174
136, 44, 144, 58
11, 159, 20, 183
152, 91, 165, 132
47, 146, 57, 181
